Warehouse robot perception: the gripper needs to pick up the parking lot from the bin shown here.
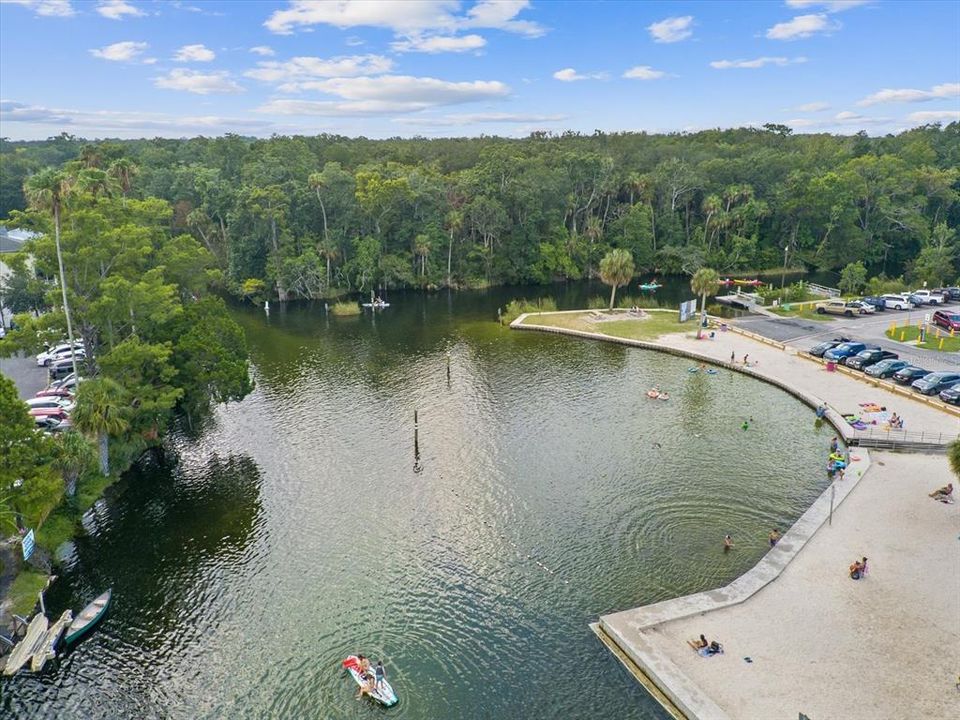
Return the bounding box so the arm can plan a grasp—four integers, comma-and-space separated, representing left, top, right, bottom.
737, 300, 960, 371
0, 353, 50, 399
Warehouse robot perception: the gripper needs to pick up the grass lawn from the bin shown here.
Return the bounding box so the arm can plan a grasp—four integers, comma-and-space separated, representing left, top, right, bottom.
8, 569, 48, 617
886, 325, 960, 352
521, 310, 690, 341
769, 306, 835, 322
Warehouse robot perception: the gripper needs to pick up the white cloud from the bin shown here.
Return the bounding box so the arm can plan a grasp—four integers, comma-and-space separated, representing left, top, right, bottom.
623, 65, 666, 80
249, 45, 276, 56
785, 0, 869, 11
154, 69, 244, 95
174, 44, 216, 62
857, 82, 960, 106
256, 74, 509, 115
766, 14, 839, 40
3, 0, 75, 17
710, 56, 807, 69
245, 54, 394, 84
553, 68, 607, 82
264, 0, 544, 37
647, 15, 693, 43
391, 34, 486, 53
394, 112, 566, 126
0, 100, 277, 138
795, 101, 830, 112
907, 110, 960, 123
90, 40, 148, 62
96, 0, 144, 19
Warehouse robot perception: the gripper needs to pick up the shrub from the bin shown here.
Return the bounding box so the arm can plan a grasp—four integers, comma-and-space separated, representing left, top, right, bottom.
330, 301, 361, 317
502, 297, 557, 323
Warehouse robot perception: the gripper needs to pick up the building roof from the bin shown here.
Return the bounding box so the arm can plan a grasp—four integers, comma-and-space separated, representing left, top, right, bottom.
0, 226, 39, 254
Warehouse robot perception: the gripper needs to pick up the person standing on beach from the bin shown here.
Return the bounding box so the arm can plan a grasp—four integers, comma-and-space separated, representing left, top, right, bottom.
730, 351, 735, 363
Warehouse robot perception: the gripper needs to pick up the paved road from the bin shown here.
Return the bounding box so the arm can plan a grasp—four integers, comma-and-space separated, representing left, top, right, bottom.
736, 300, 960, 370
0, 353, 48, 399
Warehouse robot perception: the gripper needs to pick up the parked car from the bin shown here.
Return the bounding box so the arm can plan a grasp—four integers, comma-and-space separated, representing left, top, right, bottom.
35, 384, 75, 398
25, 396, 75, 411
892, 366, 929, 385
846, 300, 876, 314
845, 349, 899, 371
911, 371, 960, 395
824, 342, 876, 363
864, 359, 910, 378
28, 406, 68, 422
910, 289, 945, 305
860, 296, 887, 311
807, 338, 852, 357
36, 342, 83, 366
48, 357, 80, 380
931, 310, 960, 331
881, 294, 916, 311
935, 287, 960, 301
34, 415, 62, 431
816, 300, 874, 316
939, 382, 960, 405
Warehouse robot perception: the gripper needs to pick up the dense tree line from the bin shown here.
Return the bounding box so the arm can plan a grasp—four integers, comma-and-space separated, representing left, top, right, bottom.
2, 123, 958, 302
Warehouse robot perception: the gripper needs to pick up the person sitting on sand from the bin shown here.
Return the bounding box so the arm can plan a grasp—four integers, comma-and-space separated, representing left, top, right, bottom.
849, 560, 863, 580
687, 634, 709, 650
706, 641, 723, 655
929, 483, 954, 500
888, 412, 903, 429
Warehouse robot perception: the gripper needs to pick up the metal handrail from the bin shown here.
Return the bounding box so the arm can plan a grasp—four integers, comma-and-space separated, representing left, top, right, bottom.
848, 426, 958, 446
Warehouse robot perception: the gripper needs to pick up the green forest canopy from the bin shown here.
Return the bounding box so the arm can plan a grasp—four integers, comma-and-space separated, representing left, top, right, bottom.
2, 123, 958, 299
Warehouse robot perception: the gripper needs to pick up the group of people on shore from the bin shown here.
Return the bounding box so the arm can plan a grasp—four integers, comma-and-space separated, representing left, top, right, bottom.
688, 634, 724, 656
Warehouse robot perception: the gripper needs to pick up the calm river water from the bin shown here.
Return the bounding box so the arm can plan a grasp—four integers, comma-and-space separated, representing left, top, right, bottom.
4, 283, 832, 719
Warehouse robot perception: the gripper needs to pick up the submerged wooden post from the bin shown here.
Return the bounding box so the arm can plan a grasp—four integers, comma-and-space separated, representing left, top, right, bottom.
414, 409, 422, 473
446, 352, 451, 382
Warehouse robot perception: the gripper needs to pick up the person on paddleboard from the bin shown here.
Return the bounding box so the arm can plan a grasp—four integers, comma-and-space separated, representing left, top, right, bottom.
375, 661, 385, 690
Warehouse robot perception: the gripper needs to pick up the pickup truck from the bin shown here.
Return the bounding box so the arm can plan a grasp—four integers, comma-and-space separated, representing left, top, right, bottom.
910, 289, 945, 305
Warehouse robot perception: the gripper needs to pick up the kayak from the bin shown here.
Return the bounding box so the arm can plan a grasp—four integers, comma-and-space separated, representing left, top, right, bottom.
343, 655, 398, 707
64, 589, 111, 646
30, 609, 73, 672
361, 302, 390, 309
3, 614, 48, 676
638, 283, 661, 291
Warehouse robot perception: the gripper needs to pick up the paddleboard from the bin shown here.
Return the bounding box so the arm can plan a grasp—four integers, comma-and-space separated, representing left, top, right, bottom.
343, 656, 398, 707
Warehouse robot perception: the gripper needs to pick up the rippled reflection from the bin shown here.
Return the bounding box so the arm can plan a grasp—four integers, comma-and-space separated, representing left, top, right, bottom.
5, 286, 831, 720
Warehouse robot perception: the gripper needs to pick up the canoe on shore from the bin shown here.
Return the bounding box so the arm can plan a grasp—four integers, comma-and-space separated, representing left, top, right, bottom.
64, 590, 111, 646
3, 614, 48, 676
30, 609, 73, 672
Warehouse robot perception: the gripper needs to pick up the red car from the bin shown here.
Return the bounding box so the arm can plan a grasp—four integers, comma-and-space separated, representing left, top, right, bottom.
34, 386, 75, 399
28, 407, 68, 422
932, 310, 960, 331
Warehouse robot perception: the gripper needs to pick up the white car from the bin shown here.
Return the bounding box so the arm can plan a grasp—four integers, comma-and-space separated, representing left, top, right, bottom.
25, 396, 75, 412
911, 289, 945, 305
881, 294, 916, 311
36, 342, 84, 366
845, 300, 876, 314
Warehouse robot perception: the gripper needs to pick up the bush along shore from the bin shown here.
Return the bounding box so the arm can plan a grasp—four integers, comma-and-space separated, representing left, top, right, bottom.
0, 165, 254, 621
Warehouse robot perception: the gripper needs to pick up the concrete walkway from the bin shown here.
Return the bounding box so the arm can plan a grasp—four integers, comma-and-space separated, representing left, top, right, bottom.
601, 452, 958, 720
659, 328, 960, 439
513, 313, 959, 720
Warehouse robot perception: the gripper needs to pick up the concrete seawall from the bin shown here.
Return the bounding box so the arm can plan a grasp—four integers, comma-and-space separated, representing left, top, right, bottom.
512, 312, 958, 720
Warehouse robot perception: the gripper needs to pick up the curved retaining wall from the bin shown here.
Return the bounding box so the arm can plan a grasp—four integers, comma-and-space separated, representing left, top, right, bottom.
511, 312, 875, 720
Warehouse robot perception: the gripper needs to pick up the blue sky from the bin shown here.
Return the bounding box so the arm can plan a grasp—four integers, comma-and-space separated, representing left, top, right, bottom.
1, 0, 958, 140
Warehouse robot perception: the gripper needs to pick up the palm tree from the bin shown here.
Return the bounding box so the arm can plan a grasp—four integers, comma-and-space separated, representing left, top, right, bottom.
76, 167, 116, 201
690, 267, 721, 339
701, 194, 722, 250
24, 168, 80, 381
413, 234, 431, 278
307, 172, 330, 246
444, 209, 462, 287
949, 439, 960, 480
71, 377, 129, 477
108, 158, 138, 197
584, 216, 603, 278
599, 249, 635, 310
54, 431, 96, 496
317, 237, 339, 288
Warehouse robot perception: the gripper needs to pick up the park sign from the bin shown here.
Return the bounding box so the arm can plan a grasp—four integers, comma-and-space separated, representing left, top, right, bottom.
679, 299, 697, 323
21, 529, 35, 561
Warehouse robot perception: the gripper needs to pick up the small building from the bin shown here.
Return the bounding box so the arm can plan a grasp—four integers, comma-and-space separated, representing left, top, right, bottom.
0, 226, 38, 284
